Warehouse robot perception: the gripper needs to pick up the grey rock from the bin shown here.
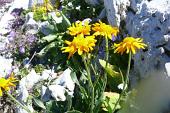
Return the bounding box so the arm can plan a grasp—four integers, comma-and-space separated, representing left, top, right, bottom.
104, 0, 130, 27
125, 0, 170, 79
53, 68, 75, 97
17, 69, 40, 103
0, 56, 13, 77
104, 0, 170, 84
15, 104, 34, 113
48, 85, 66, 101
41, 85, 51, 102
39, 21, 54, 35
42, 68, 75, 101
0, 0, 32, 34
165, 62, 170, 77
104, 0, 170, 86
24, 12, 39, 34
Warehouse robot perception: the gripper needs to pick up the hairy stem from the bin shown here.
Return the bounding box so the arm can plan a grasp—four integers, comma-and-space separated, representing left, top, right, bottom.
82, 55, 94, 113
103, 37, 109, 93
112, 52, 132, 113
6, 92, 32, 113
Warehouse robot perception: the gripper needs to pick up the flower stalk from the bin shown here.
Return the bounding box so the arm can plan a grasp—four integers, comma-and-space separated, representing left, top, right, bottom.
112, 52, 132, 113
6, 92, 32, 113
82, 55, 94, 113
103, 37, 109, 92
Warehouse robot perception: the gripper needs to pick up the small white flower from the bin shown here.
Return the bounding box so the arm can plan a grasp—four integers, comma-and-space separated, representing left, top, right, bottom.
68, 2, 73, 7
75, 6, 81, 10
82, 18, 92, 25
118, 83, 127, 90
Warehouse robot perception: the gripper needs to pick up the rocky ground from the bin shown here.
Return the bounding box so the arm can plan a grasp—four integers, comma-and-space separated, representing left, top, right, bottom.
0, 1, 13, 21
0, 1, 14, 113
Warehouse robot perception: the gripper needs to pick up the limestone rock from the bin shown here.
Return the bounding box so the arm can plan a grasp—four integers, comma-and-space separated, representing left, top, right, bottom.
125, 0, 170, 79
0, 0, 31, 35
104, 0, 130, 27
103, 0, 170, 82
48, 85, 66, 101
0, 56, 13, 77
53, 68, 75, 96
165, 62, 170, 77
15, 104, 34, 113
41, 68, 75, 101
24, 12, 39, 34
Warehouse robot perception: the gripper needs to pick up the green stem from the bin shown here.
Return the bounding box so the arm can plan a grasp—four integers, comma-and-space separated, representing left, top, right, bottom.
112, 52, 132, 113
6, 92, 32, 113
94, 36, 102, 58
125, 52, 132, 86
105, 38, 109, 63
119, 68, 125, 84
103, 37, 109, 92
90, 64, 97, 76
94, 38, 109, 88
82, 55, 94, 113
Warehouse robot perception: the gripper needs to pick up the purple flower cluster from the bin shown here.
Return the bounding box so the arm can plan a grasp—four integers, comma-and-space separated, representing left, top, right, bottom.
0, 0, 13, 6
4, 30, 37, 54
11, 8, 23, 17
1, 8, 38, 54
10, 8, 25, 29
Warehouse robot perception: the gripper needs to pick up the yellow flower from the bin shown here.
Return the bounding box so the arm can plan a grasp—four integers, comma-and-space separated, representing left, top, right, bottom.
44, 0, 54, 12
114, 37, 147, 55
68, 21, 91, 36
0, 73, 17, 96
92, 21, 119, 39
61, 34, 97, 58
32, 0, 53, 13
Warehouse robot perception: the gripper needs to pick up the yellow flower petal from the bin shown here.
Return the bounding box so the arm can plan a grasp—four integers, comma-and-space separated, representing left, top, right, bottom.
62, 34, 96, 58
114, 37, 147, 55
0, 75, 17, 96
0, 88, 2, 96
92, 21, 119, 39
68, 21, 91, 36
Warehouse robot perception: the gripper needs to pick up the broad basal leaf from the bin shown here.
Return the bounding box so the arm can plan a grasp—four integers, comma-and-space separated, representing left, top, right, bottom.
99, 59, 120, 77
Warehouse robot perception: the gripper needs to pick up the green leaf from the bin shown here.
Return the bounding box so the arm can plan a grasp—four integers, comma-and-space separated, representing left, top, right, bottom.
70, 70, 88, 99
41, 24, 55, 35
37, 41, 57, 57
102, 92, 120, 112
60, 11, 71, 27
46, 100, 59, 113
41, 34, 58, 43
70, 71, 80, 86
99, 59, 120, 77
66, 95, 72, 111
66, 110, 82, 113
79, 85, 88, 100
33, 98, 46, 109
54, 12, 71, 32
